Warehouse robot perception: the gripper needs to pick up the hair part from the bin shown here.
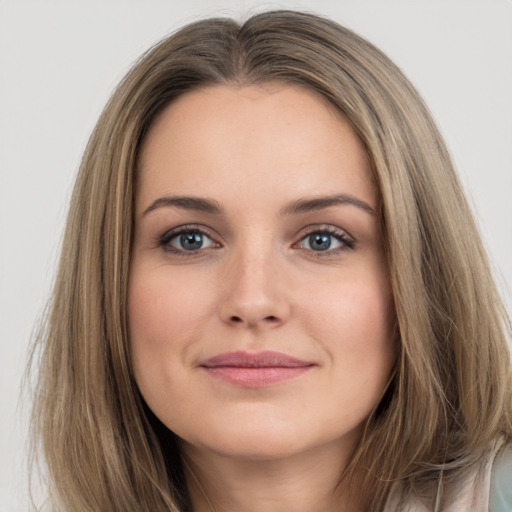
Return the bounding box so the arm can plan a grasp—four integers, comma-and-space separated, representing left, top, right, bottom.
28, 10, 512, 511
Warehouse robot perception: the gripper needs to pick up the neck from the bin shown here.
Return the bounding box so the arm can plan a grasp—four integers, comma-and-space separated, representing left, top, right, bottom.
181, 439, 366, 512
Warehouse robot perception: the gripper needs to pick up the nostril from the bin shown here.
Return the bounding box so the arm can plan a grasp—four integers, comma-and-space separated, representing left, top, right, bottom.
229, 315, 278, 324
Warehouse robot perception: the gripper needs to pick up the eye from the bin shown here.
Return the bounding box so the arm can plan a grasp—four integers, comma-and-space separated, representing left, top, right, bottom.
296, 227, 354, 253
159, 227, 218, 254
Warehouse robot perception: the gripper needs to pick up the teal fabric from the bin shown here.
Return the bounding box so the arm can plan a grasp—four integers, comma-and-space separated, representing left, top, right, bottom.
490, 445, 512, 512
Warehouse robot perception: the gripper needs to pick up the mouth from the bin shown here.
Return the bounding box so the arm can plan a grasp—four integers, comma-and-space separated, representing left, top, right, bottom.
198, 350, 316, 388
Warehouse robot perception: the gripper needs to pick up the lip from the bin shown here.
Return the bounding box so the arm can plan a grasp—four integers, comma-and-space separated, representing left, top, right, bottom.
198, 350, 315, 388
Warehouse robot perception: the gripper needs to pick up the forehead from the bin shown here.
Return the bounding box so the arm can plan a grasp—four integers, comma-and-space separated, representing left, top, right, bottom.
136, 84, 377, 213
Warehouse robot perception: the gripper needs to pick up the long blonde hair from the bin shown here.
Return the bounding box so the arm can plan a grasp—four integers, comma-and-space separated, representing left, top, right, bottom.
28, 10, 512, 511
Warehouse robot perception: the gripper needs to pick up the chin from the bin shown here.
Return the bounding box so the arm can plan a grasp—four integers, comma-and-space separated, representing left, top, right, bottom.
190, 436, 309, 462
178, 416, 352, 463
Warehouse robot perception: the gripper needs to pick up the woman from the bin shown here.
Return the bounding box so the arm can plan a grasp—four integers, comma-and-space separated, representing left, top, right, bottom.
29, 10, 511, 511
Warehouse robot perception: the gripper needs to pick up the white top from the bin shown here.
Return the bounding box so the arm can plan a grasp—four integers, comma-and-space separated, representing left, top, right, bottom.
489, 444, 512, 512
385, 441, 512, 511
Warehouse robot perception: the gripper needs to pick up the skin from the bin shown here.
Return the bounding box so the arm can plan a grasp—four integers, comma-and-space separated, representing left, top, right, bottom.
129, 84, 396, 512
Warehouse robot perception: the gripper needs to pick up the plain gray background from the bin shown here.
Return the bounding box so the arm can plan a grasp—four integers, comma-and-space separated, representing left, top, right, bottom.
1, 1, 511, 509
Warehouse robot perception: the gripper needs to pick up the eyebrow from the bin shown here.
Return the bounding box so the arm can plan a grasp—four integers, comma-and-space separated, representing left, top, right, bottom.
142, 193, 376, 217
143, 196, 223, 216
280, 194, 376, 216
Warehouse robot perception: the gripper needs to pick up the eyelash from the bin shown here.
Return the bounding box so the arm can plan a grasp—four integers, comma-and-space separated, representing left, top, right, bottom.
157, 224, 219, 256
295, 225, 355, 257
157, 224, 355, 258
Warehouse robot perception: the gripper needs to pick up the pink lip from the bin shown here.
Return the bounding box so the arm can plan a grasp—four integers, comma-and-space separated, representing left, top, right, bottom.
199, 350, 315, 388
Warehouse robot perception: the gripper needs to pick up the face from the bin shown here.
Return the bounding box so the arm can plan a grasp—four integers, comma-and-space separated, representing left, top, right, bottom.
129, 84, 395, 462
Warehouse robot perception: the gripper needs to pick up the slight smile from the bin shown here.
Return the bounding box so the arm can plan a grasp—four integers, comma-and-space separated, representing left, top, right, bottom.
199, 350, 316, 388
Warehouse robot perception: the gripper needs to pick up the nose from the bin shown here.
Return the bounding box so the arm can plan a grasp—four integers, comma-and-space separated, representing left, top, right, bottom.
218, 249, 291, 329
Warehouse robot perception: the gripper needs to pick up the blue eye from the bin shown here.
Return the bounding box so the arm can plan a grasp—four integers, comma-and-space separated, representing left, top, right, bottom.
307, 233, 333, 251
160, 229, 216, 253
298, 229, 354, 252
178, 232, 205, 251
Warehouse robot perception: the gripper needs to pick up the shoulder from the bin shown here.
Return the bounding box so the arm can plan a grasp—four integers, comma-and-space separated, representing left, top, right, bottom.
489, 442, 512, 512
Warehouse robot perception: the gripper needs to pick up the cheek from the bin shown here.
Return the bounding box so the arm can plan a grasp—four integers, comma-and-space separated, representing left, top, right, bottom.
307, 271, 392, 334
129, 262, 216, 336
302, 270, 395, 378
128, 265, 214, 393
304, 278, 395, 433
